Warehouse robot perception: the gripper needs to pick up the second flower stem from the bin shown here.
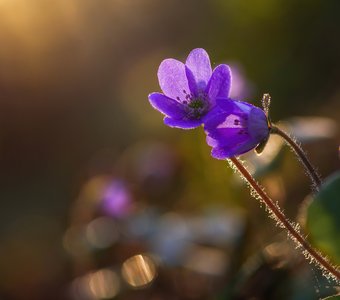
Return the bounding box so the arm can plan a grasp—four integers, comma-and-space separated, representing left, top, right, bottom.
270, 125, 322, 191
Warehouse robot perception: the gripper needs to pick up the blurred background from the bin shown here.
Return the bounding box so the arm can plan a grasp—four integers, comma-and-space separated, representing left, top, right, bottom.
0, 0, 339, 299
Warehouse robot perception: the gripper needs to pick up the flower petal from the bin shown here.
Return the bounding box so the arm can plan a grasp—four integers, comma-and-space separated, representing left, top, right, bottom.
210, 145, 253, 159
204, 111, 230, 131
211, 147, 231, 159
206, 64, 231, 103
164, 117, 202, 129
203, 99, 235, 126
248, 106, 269, 141
185, 66, 198, 97
206, 127, 249, 148
206, 135, 219, 147
216, 97, 251, 114
204, 103, 269, 159
204, 106, 247, 134
185, 48, 212, 91
148, 93, 186, 118
209, 135, 260, 159
158, 59, 191, 102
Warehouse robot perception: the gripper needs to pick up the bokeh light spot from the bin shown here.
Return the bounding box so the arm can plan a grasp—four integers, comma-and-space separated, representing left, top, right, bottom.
85, 217, 119, 249
101, 180, 132, 218
88, 269, 120, 299
121, 254, 157, 288
71, 269, 120, 300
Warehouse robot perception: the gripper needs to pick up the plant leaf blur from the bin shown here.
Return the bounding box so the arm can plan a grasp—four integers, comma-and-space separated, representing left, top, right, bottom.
306, 172, 340, 265
0, 0, 339, 299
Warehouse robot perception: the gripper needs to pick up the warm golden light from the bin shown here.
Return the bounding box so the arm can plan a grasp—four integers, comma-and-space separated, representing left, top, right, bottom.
121, 254, 157, 288
184, 245, 228, 276
88, 269, 120, 299
71, 269, 120, 300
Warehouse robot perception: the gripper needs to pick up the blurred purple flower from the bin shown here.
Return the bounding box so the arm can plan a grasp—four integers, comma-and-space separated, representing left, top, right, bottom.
101, 180, 132, 218
148, 48, 231, 129
204, 98, 270, 159
228, 63, 255, 100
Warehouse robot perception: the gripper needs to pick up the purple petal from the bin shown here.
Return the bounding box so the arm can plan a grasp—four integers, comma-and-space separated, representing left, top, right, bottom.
148, 93, 186, 118
204, 111, 230, 131
206, 135, 219, 147
164, 117, 202, 129
185, 66, 198, 97
209, 135, 260, 159
248, 106, 269, 141
216, 97, 254, 115
203, 99, 236, 126
185, 48, 212, 91
158, 59, 191, 102
206, 64, 231, 103
204, 106, 249, 134
206, 127, 249, 148
210, 145, 250, 159
211, 147, 232, 160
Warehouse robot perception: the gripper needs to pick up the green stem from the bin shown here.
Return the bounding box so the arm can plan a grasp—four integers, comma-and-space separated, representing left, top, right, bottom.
229, 156, 340, 281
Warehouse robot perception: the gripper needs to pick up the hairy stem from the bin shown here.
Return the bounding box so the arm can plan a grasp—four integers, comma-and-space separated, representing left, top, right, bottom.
270, 125, 322, 192
229, 157, 340, 281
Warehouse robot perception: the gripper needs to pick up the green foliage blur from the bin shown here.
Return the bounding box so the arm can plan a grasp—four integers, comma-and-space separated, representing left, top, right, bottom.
0, 1, 339, 299
307, 172, 340, 265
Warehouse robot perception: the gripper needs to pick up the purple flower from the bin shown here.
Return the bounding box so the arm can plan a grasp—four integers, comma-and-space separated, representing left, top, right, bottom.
101, 180, 132, 218
148, 48, 231, 129
204, 98, 270, 159
148, 48, 270, 159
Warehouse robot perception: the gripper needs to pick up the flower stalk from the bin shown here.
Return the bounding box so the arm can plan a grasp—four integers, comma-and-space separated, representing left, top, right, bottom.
229, 156, 340, 281
270, 125, 322, 192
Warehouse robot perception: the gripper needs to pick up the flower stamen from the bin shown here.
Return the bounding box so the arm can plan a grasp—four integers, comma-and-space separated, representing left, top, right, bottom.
184, 95, 209, 120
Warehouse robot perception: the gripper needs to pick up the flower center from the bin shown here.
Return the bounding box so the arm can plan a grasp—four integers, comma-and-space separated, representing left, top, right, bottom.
186, 97, 208, 119
179, 89, 208, 120
188, 98, 205, 109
